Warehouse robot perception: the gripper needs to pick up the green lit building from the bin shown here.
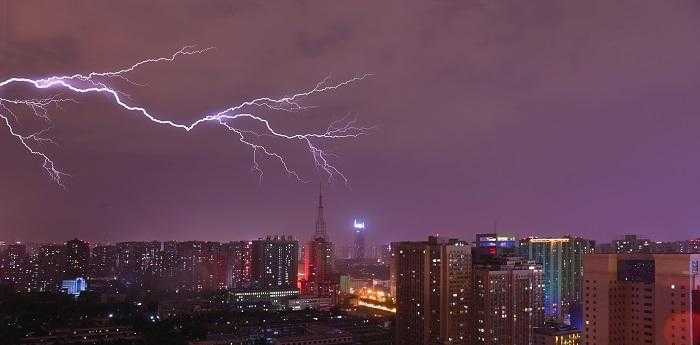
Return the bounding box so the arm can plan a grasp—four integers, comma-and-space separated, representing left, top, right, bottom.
519, 236, 594, 326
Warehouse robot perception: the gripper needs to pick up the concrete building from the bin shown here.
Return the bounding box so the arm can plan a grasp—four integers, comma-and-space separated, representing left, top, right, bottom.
115, 241, 162, 285
392, 236, 471, 345
90, 244, 117, 278
64, 238, 90, 279
29, 244, 64, 292
472, 256, 545, 345
583, 253, 700, 345
251, 236, 298, 289
0, 243, 29, 291
223, 241, 252, 290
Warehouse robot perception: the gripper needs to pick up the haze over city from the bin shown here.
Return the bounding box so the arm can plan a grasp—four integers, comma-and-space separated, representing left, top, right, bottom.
3, 1, 700, 244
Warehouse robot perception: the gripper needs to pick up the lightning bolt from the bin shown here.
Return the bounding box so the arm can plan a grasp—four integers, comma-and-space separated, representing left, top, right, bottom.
0, 46, 372, 188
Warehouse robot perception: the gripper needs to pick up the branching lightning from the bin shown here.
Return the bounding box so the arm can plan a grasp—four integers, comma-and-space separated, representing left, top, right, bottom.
0, 46, 372, 188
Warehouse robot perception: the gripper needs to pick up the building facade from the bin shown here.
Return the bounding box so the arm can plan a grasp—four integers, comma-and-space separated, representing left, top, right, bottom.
392, 236, 471, 345
91, 244, 117, 278
224, 240, 252, 290
252, 236, 299, 290
472, 256, 545, 345
614, 234, 653, 254
583, 253, 700, 345
520, 236, 595, 324
64, 238, 90, 279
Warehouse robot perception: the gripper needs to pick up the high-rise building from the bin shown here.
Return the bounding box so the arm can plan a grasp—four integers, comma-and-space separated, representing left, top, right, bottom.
472, 256, 545, 345
519, 237, 595, 324
392, 236, 471, 345
252, 236, 299, 290
30, 244, 65, 292
115, 241, 161, 286
90, 244, 117, 278
0, 243, 29, 291
197, 241, 227, 291
302, 186, 335, 297
175, 241, 207, 291
583, 253, 700, 345
159, 241, 178, 282
64, 238, 90, 279
614, 234, 653, 254
224, 241, 252, 290
353, 219, 366, 260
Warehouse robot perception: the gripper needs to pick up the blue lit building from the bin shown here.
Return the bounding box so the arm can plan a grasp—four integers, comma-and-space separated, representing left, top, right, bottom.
61, 277, 87, 296
519, 236, 595, 325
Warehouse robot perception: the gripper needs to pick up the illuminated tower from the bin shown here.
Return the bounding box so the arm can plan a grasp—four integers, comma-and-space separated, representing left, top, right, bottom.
353, 219, 366, 260
302, 184, 335, 296
519, 236, 595, 325
314, 183, 327, 240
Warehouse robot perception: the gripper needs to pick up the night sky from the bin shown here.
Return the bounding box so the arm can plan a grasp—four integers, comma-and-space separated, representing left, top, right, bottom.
2, 1, 700, 245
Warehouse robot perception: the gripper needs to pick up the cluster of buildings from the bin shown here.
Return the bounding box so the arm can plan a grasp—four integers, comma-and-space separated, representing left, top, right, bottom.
0, 236, 298, 295
387, 233, 700, 345
2, 189, 700, 345
0, 188, 345, 308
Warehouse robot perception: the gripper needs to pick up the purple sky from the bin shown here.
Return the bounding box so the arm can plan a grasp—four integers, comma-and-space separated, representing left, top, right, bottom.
2, 1, 700, 245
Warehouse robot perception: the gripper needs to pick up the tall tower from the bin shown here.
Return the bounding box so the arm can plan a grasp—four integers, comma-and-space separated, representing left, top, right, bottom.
353, 219, 366, 260
314, 183, 327, 240
302, 183, 335, 297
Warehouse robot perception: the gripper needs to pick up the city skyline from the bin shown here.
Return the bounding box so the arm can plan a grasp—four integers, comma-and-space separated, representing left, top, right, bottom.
4, 2, 700, 345
0, 183, 697, 244
4, 1, 700, 244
